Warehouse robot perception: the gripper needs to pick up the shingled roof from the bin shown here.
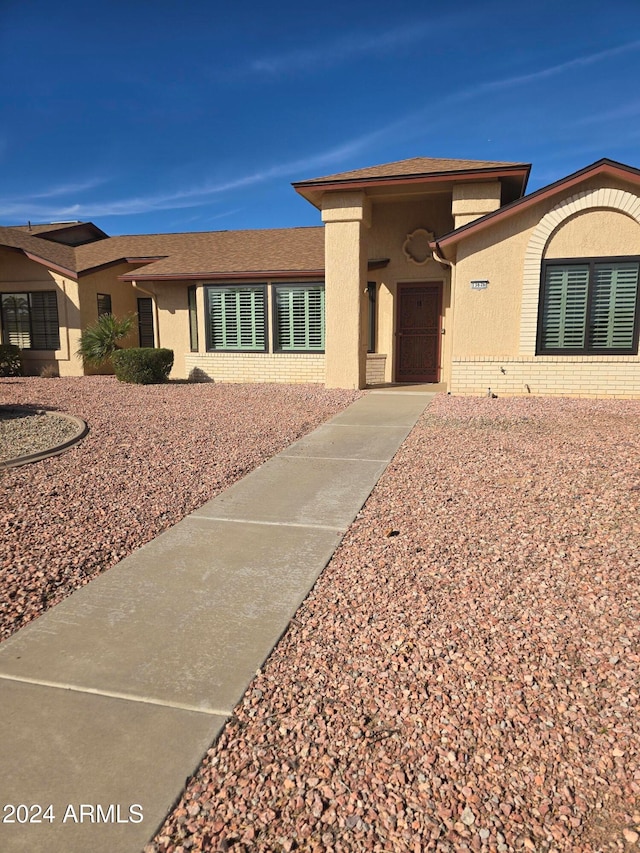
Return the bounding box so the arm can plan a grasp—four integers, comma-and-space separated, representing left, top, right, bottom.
0, 226, 77, 274
0, 225, 325, 280
11, 221, 109, 248
294, 156, 531, 186
81, 226, 324, 280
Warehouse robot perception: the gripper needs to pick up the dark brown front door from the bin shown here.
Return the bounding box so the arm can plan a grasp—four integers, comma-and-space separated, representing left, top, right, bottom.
396, 282, 442, 382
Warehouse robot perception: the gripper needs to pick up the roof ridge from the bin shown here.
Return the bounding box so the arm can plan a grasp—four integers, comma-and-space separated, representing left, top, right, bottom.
103, 224, 324, 240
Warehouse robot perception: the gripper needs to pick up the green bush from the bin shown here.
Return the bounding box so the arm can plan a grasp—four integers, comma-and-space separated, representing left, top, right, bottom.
112, 348, 174, 384
0, 344, 22, 377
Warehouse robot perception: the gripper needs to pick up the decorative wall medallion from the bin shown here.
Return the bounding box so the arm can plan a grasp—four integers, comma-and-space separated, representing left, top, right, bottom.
403, 228, 434, 265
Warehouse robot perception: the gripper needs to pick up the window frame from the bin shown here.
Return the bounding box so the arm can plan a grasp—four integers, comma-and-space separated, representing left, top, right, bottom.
187, 285, 198, 352
137, 297, 155, 348
367, 281, 377, 353
0, 290, 60, 350
205, 283, 268, 353
97, 293, 112, 317
272, 282, 325, 354
537, 255, 640, 356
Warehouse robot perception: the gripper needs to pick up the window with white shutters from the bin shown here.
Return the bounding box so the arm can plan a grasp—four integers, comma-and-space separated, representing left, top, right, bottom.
206, 284, 267, 351
274, 283, 325, 352
537, 258, 639, 354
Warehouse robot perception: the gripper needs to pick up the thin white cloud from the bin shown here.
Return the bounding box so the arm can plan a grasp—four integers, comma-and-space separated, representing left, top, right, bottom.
571, 99, 640, 127
242, 17, 455, 78
0, 136, 379, 221
175, 208, 245, 227
323, 38, 640, 154
450, 39, 640, 102
20, 177, 108, 200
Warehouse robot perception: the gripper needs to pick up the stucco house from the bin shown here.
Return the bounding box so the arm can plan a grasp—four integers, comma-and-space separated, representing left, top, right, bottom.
1, 155, 639, 396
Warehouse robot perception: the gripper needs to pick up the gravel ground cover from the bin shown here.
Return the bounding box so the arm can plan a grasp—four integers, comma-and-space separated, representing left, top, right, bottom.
146, 395, 640, 853
0, 409, 80, 463
0, 377, 360, 640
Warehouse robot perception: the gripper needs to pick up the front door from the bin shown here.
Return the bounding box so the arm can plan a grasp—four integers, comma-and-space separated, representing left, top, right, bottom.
396, 282, 442, 382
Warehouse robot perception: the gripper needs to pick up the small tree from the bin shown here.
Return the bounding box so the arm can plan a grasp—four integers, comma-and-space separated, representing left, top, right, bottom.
76, 313, 135, 366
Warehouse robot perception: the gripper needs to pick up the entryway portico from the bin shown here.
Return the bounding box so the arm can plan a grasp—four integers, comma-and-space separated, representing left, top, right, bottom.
293, 157, 529, 390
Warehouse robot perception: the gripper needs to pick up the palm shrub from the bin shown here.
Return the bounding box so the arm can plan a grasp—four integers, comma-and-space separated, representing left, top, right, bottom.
76, 313, 135, 366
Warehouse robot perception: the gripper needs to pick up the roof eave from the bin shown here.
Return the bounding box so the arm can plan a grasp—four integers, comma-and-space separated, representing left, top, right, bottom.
22, 251, 77, 279
293, 164, 531, 208
118, 269, 326, 282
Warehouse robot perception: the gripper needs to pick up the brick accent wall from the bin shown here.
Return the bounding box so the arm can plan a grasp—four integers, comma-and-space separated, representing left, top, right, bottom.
184, 352, 325, 383
452, 357, 640, 398
366, 353, 387, 385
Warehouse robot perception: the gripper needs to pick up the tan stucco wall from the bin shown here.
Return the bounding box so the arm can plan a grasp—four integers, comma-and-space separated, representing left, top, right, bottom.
452, 181, 502, 228
322, 192, 369, 388
148, 282, 191, 373
79, 265, 139, 332
448, 175, 640, 397
78, 264, 140, 374
544, 208, 640, 258
0, 248, 82, 376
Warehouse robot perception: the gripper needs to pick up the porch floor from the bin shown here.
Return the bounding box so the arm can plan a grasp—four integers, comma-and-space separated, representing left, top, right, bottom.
366, 382, 448, 393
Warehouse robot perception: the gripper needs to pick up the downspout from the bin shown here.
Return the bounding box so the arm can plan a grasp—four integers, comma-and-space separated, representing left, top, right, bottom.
131, 280, 160, 347
431, 242, 454, 390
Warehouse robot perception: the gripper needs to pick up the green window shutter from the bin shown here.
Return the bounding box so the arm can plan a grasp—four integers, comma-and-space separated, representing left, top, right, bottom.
541, 265, 588, 350
275, 284, 325, 351
589, 262, 638, 350
207, 286, 265, 350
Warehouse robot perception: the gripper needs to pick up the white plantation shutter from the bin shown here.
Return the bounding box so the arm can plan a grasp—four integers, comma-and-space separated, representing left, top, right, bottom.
207, 286, 265, 350
275, 284, 325, 351
589, 262, 638, 350
541, 265, 589, 350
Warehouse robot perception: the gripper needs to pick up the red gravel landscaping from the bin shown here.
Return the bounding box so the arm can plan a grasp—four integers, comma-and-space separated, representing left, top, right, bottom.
145, 394, 640, 853
0, 376, 360, 641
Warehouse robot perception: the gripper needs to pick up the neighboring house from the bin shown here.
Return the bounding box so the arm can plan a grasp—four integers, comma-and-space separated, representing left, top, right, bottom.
1, 156, 639, 397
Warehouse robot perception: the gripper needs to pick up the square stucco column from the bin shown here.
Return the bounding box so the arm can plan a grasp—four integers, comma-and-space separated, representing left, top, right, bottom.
322, 192, 370, 389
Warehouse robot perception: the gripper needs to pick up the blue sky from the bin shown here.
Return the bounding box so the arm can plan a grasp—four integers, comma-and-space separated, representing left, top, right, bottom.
1, 0, 639, 236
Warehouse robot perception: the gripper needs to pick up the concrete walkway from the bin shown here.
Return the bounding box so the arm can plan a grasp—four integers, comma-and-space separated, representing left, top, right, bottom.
0, 390, 434, 853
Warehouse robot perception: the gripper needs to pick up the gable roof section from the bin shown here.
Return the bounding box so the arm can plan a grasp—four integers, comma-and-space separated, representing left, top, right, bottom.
433, 158, 640, 257
0, 226, 77, 276
11, 221, 109, 245
293, 156, 531, 208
